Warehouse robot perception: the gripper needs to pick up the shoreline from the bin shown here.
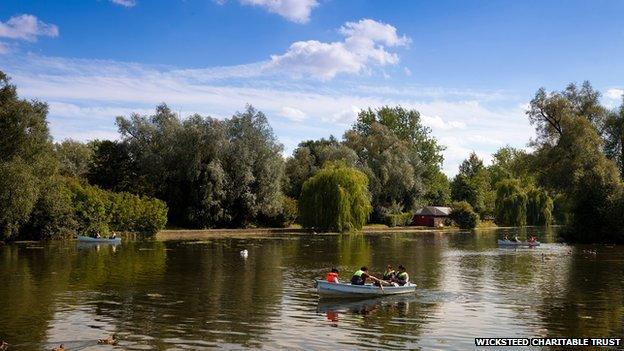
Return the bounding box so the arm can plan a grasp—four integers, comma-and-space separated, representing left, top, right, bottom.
155, 225, 499, 241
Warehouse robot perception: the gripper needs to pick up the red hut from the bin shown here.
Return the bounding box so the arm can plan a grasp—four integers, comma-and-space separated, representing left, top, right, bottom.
411, 206, 451, 227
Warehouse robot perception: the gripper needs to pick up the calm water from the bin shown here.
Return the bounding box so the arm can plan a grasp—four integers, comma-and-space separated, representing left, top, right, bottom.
1, 227, 624, 350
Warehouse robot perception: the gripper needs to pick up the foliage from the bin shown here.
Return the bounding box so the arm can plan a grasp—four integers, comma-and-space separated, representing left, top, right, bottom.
299, 163, 372, 232
494, 179, 527, 227
449, 201, 479, 229
115, 104, 285, 228
0, 160, 40, 238
603, 99, 624, 179
55, 140, 93, 179
68, 180, 168, 237
526, 187, 553, 226
384, 212, 412, 227
0, 71, 56, 240
527, 83, 624, 242
88, 140, 138, 193
451, 152, 493, 216
284, 137, 358, 199
423, 170, 451, 206
22, 177, 77, 240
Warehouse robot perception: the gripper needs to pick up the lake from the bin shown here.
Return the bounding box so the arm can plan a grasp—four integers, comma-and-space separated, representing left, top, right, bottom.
1, 227, 623, 350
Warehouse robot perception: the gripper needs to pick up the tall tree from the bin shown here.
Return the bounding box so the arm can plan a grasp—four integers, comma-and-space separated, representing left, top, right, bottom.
451, 152, 493, 216
0, 71, 63, 239
55, 139, 93, 180
116, 104, 285, 228
604, 99, 624, 179
284, 136, 357, 199
299, 163, 372, 232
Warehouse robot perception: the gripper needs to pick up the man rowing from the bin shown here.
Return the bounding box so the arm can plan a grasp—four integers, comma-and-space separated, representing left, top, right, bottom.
351, 266, 387, 286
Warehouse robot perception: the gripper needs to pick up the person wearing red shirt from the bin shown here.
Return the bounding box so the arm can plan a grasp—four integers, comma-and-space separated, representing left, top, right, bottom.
326, 268, 339, 283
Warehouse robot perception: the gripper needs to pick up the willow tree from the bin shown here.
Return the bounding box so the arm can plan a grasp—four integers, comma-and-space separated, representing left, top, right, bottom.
299, 163, 372, 232
495, 179, 527, 227
526, 187, 553, 226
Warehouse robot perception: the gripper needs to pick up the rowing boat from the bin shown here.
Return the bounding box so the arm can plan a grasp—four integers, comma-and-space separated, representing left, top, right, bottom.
316, 280, 416, 297
497, 239, 540, 247
77, 235, 122, 244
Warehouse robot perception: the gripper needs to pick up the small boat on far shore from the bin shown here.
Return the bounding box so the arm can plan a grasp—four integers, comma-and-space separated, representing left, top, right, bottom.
497, 239, 540, 247
316, 280, 416, 297
77, 235, 122, 244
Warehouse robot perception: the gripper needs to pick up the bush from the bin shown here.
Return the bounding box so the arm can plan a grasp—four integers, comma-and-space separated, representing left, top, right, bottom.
384, 212, 412, 227
23, 177, 77, 240
108, 192, 168, 236
68, 181, 168, 238
299, 163, 372, 232
450, 201, 479, 229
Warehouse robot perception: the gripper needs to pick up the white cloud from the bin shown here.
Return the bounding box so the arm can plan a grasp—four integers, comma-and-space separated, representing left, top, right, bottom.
2, 53, 534, 176
110, 0, 137, 7
404, 67, 412, 76
239, 0, 318, 23
0, 14, 59, 42
421, 115, 466, 130
606, 88, 623, 100
266, 19, 410, 80
280, 106, 307, 121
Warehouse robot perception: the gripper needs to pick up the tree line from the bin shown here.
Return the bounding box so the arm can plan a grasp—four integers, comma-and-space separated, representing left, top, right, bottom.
1, 69, 624, 242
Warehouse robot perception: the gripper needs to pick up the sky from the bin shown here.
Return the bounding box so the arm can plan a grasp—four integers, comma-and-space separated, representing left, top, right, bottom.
1, 0, 624, 175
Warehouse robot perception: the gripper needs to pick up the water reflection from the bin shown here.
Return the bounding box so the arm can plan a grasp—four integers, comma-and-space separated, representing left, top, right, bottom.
0, 228, 623, 350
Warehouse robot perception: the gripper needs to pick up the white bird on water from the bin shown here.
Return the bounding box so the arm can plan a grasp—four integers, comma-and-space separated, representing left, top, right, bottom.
240, 249, 249, 258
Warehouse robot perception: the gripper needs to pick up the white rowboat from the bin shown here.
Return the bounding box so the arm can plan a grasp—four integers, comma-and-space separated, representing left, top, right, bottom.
316, 280, 416, 297
497, 239, 540, 247
77, 235, 122, 244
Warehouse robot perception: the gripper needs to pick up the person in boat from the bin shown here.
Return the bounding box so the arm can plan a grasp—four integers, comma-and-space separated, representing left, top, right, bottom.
326, 268, 339, 283
511, 236, 520, 242
394, 265, 410, 286
351, 266, 382, 285
109, 233, 117, 240
95, 233, 101, 239
382, 264, 396, 282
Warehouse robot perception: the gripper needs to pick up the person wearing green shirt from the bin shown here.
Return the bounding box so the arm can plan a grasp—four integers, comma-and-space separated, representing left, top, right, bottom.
395, 265, 409, 286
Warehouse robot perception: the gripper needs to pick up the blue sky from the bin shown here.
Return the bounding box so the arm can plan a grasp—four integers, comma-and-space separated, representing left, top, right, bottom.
1, 0, 623, 175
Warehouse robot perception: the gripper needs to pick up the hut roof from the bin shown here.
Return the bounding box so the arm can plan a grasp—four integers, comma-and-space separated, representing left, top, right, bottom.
414, 206, 452, 216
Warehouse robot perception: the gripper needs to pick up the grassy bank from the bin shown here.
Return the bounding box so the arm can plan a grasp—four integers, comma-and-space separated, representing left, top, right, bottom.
154, 224, 485, 240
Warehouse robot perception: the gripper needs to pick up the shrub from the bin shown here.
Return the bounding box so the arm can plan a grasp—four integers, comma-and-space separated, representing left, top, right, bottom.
68, 181, 168, 238
23, 178, 77, 240
299, 163, 372, 232
384, 212, 412, 227
450, 201, 479, 229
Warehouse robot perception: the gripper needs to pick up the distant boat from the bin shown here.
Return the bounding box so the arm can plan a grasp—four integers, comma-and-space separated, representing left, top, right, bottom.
316, 280, 416, 297
497, 239, 540, 247
77, 235, 122, 244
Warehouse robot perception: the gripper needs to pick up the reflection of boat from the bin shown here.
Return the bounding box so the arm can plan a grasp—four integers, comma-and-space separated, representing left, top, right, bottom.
317, 294, 417, 313
497, 239, 540, 247
316, 280, 416, 297
77, 235, 122, 244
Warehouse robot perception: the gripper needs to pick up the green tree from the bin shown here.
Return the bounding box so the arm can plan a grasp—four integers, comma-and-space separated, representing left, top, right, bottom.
116, 104, 285, 228
0, 71, 61, 239
526, 186, 553, 226
284, 137, 357, 199
449, 201, 479, 229
527, 84, 624, 242
494, 179, 527, 227
55, 139, 93, 179
451, 152, 493, 216
88, 140, 138, 193
299, 163, 372, 232
604, 99, 624, 179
